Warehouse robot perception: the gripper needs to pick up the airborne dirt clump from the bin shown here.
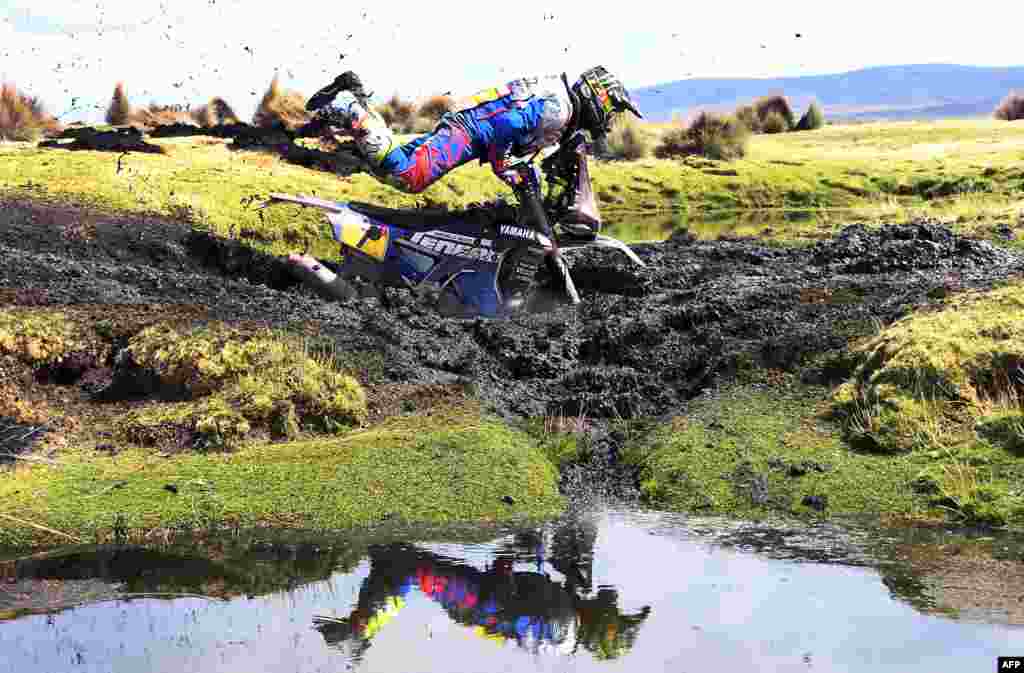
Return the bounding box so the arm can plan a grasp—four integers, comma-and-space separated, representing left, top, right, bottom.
1, 196, 1021, 430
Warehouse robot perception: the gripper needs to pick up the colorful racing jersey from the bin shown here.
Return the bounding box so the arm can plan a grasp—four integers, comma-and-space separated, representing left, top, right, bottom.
451, 74, 574, 176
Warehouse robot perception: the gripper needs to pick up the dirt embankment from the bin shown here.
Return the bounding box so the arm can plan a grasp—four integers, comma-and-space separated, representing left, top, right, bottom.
1, 196, 1022, 431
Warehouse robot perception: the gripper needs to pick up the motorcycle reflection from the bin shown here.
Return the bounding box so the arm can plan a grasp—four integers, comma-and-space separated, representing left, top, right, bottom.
313, 520, 651, 663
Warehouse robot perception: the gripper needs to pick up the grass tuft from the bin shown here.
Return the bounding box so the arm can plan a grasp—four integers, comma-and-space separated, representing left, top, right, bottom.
994, 91, 1024, 121
122, 323, 368, 451
654, 111, 750, 161
375, 93, 420, 133
753, 94, 796, 132
0, 83, 61, 141
796, 101, 826, 131
105, 82, 133, 126
605, 115, 652, 160
253, 74, 311, 130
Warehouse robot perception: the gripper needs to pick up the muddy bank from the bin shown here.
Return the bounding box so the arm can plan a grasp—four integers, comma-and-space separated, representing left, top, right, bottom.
2, 198, 1022, 426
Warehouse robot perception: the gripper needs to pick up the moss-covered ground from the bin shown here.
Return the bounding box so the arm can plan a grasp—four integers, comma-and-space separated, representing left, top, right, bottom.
0, 405, 562, 549
0, 307, 562, 549
626, 279, 1024, 529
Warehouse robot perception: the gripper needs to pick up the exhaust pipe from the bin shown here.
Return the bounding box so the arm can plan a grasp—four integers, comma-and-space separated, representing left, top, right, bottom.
286, 253, 357, 301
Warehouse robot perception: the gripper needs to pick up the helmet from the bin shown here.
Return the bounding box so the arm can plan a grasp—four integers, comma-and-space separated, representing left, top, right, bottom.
571, 66, 643, 138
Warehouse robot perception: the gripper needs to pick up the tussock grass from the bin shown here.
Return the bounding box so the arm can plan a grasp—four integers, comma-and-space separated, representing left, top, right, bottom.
796, 101, 826, 131
253, 74, 311, 130
105, 82, 132, 126
753, 94, 796, 131
605, 115, 652, 160
133, 103, 196, 128
827, 281, 1024, 526
994, 92, 1024, 121
0, 83, 61, 141
417, 94, 454, 123
122, 322, 368, 450
654, 111, 749, 160
375, 93, 420, 133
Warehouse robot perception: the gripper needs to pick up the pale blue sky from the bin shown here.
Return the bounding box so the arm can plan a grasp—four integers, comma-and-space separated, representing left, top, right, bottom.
2, 0, 1022, 123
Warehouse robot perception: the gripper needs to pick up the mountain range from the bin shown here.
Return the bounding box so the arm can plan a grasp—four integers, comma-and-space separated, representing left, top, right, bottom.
630, 64, 1024, 122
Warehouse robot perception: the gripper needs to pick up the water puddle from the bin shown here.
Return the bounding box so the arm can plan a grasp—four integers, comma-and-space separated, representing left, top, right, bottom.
2, 511, 1023, 672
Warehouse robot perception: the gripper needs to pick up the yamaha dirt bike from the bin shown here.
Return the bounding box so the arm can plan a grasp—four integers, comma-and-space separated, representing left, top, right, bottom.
263, 131, 644, 319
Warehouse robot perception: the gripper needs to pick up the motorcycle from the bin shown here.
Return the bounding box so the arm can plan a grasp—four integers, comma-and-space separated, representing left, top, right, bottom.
262, 130, 645, 319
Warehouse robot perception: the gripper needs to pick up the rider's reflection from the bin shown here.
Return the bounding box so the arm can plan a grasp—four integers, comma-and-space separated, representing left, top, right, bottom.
314, 521, 650, 662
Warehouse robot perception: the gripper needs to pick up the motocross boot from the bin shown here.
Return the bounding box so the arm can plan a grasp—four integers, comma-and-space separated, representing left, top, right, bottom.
308, 72, 394, 168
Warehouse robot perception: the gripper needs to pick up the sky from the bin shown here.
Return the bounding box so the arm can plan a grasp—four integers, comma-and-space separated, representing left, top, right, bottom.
1, 0, 1023, 124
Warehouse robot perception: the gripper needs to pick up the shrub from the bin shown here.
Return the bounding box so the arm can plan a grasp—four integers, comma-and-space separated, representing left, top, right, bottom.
191, 96, 239, 127
994, 92, 1024, 121
0, 83, 61, 141
418, 94, 454, 122
795, 101, 825, 131
253, 74, 311, 130
375, 93, 418, 133
752, 94, 795, 132
133, 103, 196, 127
761, 110, 788, 134
654, 111, 749, 161
605, 115, 651, 160
105, 82, 133, 125
734, 104, 760, 134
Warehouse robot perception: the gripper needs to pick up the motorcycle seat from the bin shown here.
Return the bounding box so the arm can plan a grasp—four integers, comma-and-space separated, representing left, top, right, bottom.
347, 201, 515, 232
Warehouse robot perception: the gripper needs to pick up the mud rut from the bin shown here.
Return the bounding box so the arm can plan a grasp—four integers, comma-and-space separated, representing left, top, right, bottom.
2, 198, 1022, 436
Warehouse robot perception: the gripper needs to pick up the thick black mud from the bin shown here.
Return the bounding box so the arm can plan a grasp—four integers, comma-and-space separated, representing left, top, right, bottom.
2, 199, 1022, 422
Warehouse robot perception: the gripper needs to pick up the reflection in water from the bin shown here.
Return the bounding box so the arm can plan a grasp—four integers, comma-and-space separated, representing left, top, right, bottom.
313, 518, 650, 663
2, 511, 1024, 673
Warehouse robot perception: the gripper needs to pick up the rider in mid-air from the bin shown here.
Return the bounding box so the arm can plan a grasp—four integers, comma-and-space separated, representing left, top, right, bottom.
304, 66, 643, 237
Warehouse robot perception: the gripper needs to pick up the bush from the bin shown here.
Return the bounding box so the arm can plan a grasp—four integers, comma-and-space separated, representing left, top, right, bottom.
375, 93, 418, 133
105, 81, 133, 126
761, 110, 788, 134
418, 94, 454, 122
994, 92, 1024, 121
253, 74, 311, 130
191, 96, 239, 127
654, 111, 749, 161
605, 115, 651, 160
753, 95, 795, 131
734, 104, 760, 133
133, 103, 196, 128
795, 101, 825, 131
0, 82, 61, 141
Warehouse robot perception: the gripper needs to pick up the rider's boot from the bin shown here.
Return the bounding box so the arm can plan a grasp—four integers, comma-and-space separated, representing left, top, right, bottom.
311, 72, 395, 169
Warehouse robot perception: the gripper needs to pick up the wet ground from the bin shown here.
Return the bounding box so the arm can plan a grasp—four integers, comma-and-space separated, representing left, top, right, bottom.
2, 510, 1023, 673
1, 196, 1021, 429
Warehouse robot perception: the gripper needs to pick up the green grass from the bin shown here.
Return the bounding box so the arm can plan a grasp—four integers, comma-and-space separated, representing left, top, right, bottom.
621, 381, 925, 519
624, 280, 1024, 529
0, 406, 563, 549
1, 119, 1022, 256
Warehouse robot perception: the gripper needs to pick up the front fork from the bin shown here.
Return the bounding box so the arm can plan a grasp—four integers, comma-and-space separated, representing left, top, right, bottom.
510, 164, 581, 305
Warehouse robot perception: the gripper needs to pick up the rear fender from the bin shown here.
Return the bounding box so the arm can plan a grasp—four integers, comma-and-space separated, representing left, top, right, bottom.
561, 234, 646, 267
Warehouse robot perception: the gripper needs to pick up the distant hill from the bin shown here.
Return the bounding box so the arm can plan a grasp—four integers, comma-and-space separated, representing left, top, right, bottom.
630, 64, 1024, 122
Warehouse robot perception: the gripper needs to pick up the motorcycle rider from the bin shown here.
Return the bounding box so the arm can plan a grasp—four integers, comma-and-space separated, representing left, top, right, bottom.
304, 66, 643, 236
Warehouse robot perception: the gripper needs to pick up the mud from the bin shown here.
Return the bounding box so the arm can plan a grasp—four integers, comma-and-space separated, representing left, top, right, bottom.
1, 198, 1022, 427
